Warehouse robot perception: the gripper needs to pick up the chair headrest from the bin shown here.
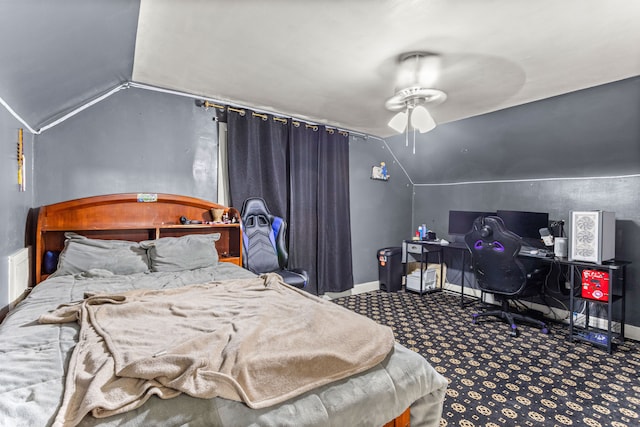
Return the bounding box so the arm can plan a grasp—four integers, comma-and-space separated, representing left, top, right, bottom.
241, 197, 271, 220
465, 215, 522, 256
476, 216, 507, 238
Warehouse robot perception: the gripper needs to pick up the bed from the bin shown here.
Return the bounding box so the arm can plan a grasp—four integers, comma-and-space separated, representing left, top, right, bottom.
0, 193, 447, 427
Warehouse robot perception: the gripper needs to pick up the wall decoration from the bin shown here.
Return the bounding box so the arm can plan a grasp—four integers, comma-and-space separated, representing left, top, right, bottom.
17, 128, 25, 192
371, 162, 389, 181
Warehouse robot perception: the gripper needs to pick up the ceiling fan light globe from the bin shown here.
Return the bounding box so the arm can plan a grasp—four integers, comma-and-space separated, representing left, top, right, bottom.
411, 105, 436, 133
388, 111, 408, 133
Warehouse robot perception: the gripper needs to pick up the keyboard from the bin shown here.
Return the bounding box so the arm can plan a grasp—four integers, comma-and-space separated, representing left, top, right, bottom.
519, 245, 554, 257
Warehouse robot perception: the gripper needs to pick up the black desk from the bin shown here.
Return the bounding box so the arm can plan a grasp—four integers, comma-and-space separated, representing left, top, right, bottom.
404, 239, 629, 353
402, 240, 479, 306
440, 241, 481, 306
402, 240, 444, 295
509, 254, 628, 353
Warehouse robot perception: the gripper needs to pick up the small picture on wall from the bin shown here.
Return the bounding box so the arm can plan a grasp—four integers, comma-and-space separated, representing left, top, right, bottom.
371, 162, 390, 181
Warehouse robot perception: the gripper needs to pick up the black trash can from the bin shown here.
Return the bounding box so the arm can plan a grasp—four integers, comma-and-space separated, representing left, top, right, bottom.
377, 247, 403, 292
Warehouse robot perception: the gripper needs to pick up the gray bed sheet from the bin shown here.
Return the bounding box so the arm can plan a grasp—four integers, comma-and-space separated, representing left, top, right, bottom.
0, 263, 447, 427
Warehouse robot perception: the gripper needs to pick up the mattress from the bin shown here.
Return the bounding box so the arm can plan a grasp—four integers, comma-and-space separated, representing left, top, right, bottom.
0, 262, 447, 427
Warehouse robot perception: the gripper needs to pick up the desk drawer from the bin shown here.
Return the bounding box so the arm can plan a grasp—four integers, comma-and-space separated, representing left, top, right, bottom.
406, 243, 424, 253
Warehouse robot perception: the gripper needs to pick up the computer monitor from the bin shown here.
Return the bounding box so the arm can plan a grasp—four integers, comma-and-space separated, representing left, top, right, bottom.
448, 210, 496, 236
496, 210, 549, 242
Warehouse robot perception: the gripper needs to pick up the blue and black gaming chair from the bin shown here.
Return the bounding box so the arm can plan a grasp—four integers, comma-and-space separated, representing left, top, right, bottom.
240, 197, 308, 289
465, 215, 550, 337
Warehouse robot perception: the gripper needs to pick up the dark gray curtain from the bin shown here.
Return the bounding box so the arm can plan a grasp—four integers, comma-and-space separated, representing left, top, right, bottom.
289, 123, 319, 293
227, 110, 289, 218
227, 109, 353, 294
316, 129, 353, 292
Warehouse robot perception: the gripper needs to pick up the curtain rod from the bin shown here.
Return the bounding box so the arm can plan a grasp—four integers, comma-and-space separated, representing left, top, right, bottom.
136, 82, 360, 137
133, 81, 372, 139
206, 100, 349, 136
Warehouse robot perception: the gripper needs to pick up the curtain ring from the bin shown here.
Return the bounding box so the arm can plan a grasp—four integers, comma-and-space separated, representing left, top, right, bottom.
228, 107, 246, 116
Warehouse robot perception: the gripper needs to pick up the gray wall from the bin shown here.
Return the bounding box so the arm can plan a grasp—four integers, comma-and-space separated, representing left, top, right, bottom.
349, 136, 413, 284
414, 177, 640, 326
34, 88, 218, 206
0, 107, 34, 310
0, 0, 139, 129
387, 76, 640, 184
408, 78, 640, 327
33, 87, 415, 288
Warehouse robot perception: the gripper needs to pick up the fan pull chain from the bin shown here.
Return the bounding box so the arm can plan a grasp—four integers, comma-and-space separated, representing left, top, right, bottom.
412, 127, 416, 154
405, 106, 410, 148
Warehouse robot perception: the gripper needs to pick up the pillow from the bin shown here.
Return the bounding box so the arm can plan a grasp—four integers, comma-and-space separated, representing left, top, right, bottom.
52, 232, 149, 277
141, 233, 220, 272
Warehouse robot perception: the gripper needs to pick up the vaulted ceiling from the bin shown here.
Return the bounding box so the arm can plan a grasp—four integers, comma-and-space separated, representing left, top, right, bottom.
2, 0, 639, 139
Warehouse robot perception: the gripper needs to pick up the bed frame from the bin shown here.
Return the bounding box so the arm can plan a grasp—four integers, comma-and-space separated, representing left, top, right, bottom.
33, 193, 241, 284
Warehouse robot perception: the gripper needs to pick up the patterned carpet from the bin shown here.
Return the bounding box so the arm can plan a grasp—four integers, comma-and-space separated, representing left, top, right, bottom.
333, 290, 640, 427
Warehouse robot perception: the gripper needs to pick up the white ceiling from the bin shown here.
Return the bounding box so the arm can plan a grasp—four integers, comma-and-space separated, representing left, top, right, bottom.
132, 0, 640, 138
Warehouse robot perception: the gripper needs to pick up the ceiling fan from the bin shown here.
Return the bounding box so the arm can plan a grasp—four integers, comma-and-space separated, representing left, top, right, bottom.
385, 52, 447, 153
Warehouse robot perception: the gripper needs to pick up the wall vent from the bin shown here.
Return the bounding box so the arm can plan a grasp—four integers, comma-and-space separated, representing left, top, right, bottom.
8, 247, 30, 310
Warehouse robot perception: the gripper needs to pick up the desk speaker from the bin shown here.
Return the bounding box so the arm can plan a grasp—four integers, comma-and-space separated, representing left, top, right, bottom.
554, 237, 568, 258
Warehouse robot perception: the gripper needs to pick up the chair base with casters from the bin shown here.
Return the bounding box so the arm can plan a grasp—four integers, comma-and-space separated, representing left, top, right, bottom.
472, 298, 549, 337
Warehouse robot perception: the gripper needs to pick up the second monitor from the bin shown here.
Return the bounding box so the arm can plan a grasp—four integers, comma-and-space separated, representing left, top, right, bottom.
496, 210, 549, 244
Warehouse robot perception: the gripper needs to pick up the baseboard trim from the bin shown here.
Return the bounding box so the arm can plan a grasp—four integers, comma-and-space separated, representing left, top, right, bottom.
324, 281, 380, 300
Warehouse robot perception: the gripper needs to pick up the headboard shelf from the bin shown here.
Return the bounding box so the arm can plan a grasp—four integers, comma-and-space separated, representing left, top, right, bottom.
40, 223, 240, 232
34, 193, 243, 284
158, 224, 240, 229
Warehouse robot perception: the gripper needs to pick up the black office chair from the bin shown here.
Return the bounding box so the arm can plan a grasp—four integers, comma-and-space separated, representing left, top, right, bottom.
465, 216, 550, 337
240, 197, 308, 289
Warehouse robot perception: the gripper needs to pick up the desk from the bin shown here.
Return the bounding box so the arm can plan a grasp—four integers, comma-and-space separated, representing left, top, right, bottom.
405, 238, 629, 353
440, 241, 481, 307
402, 240, 443, 295
402, 240, 479, 306
477, 251, 629, 353
514, 254, 628, 354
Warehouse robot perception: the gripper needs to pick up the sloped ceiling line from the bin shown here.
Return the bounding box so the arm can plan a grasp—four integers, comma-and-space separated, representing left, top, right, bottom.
1, 78, 378, 140
413, 173, 640, 187
369, 135, 414, 186
0, 95, 38, 134
0, 83, 130, 135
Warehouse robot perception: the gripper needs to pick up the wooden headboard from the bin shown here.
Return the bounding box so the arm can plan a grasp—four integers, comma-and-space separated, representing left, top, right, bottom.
34, 193, 242, 284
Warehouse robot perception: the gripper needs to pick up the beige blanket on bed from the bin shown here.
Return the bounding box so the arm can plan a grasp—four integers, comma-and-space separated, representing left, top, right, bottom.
40, 274, 395, 427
